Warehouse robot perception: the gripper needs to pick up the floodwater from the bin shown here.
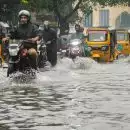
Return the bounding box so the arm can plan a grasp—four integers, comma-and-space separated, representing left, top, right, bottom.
0, 57, 130, 130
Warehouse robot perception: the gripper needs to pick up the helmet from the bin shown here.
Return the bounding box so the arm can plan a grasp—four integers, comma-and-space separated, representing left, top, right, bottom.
18, 10, 31, 21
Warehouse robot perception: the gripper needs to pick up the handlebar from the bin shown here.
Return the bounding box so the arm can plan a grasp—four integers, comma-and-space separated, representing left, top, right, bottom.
21, 39, 36, 44
19, 39, 37, 49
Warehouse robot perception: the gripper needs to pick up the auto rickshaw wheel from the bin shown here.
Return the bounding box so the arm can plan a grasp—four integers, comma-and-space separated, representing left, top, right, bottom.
94, 57, 100, 62
116, 55, 119, 60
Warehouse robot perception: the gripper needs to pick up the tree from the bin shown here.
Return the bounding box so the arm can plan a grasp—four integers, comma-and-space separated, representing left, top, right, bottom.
22, 0, 130, 35
0, 0, 20, 4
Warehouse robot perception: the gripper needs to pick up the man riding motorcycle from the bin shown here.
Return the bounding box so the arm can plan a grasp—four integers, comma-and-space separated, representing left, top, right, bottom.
39, 21, 57, 67
2, 10, 42, 70
70, 24, 85, 40
70, 24, 91, 57
67, 24, 86, 56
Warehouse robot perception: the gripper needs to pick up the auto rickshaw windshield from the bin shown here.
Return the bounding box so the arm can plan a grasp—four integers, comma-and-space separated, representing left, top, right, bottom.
88, 30, 108, 42
117, 32, 128, 41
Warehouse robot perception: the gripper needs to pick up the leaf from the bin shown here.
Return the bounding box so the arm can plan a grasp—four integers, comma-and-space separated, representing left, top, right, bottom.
21, 0, 28, 4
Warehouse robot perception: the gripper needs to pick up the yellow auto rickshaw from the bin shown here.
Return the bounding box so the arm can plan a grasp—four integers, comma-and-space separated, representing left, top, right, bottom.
84, 26, 119, 62
116, 29, 130, 56
0, 36, 4, 66
0, 21, 10, 66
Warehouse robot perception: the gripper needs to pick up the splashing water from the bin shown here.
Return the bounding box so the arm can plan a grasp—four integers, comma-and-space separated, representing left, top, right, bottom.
70, 57, 96, 70
0, 56, 130, 130
57, 57, 95, 70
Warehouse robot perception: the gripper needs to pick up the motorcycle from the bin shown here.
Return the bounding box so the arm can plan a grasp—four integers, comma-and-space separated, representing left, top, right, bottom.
7, 39, 38, 77
67, 39, 84, 59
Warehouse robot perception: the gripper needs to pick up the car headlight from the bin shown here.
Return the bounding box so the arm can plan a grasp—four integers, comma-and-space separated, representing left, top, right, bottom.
101, 46, 109, 51
87, 46, 92, 51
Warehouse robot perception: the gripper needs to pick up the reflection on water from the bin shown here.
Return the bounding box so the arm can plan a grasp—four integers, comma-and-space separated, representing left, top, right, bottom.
0, 57, 129, 130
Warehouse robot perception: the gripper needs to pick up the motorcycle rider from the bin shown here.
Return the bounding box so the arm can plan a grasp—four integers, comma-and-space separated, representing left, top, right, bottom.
39, 21, 57, 66
70, 24, 85, 40
2, 10, 42, 69
69, 24, 91, 57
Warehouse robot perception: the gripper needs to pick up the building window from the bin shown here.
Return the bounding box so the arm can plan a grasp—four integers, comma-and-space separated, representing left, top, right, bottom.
85, 13, 93, 27
99, 9, 109, 26
120, 12, 130, 27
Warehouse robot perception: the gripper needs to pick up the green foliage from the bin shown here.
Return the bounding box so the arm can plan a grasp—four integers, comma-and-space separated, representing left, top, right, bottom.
21, 0, 29, 4
23, 0, 130, 20
22, 0, 130, 34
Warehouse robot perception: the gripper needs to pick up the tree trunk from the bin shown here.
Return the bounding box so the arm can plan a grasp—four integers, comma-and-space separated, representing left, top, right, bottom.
53, 0, 83, 36
58, 16, 69, 36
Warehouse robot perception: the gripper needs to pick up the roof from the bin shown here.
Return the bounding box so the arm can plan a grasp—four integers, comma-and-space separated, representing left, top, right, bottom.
116, 28, 128, 32
86, 25, 117, 31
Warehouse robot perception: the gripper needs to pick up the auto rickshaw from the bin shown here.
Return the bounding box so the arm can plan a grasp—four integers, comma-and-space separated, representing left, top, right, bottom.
116, 29, 130, 56
84, 26, 119, 62
0, 21, 10, 66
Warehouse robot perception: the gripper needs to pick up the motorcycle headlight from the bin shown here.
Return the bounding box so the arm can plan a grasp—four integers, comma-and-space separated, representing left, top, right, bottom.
87, 46, 92, 51
9, 49, 19, 56
9, 44, 19, 56
70, 41, 80, 46
101, 46, 109, 51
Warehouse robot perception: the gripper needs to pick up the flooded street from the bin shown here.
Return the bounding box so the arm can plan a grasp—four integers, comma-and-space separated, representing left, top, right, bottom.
0, 57, 130, 130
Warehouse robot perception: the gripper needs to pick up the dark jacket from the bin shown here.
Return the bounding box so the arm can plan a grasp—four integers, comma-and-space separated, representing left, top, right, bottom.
42, 28, 57, 44
9, 22, 42, 39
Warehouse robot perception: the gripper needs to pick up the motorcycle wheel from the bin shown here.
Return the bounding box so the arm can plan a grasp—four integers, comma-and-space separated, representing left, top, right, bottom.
38, 52, 47, 68
70, 54, 76, 59
7, 63, 15, 77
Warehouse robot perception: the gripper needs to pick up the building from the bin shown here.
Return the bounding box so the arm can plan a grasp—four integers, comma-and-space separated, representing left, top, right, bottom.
84, 5, 130, 28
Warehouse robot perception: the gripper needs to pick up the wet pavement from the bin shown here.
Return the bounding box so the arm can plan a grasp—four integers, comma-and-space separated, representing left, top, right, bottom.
0, 57, 129, 130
